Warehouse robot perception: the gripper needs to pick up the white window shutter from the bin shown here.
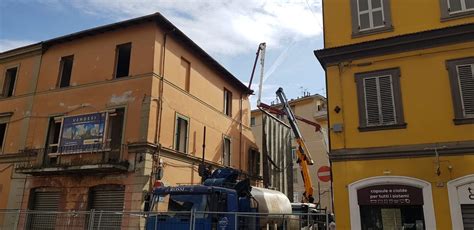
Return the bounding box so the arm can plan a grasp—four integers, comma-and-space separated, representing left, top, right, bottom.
456, 64, 474, 117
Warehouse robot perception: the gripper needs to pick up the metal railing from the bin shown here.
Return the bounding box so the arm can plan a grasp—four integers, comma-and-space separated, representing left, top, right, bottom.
0, 210, 330, 230
15, 142, 129, 171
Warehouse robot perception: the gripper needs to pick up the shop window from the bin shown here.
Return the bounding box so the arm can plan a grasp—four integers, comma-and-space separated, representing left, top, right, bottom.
114, 43, 131, 78
106, 108, 125, 150
350, 0, 392, 36
360, 206, 425, 230
174, 115, 189, 153
223, 137, 231, 166
0, 123, 6, 153
88, 184, 125, 229
58, 55, 73, 88
180, 57, 191, 92
248, 149, 260, 177
446, 57, 474, 125
27, 189, 60, 229
224, 88, 232, 116
2, 67, 17, 97
355, 68, 406, 131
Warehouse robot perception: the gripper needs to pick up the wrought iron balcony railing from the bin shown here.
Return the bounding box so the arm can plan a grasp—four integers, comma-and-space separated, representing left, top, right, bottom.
15, 141, 129, 174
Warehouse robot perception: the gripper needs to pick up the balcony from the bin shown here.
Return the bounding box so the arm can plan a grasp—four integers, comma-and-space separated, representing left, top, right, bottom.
314, 109, 327, 120
15, 142, 129, 175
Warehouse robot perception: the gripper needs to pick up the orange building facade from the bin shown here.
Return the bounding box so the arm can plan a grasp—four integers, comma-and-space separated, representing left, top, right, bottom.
0, 13, 256, 228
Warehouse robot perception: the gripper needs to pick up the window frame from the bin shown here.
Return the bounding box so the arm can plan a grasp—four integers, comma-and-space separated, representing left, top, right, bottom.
222, 136, 231, 166
248, 148, 260, 177
446, 57, 474, 125
0, 113, 12, 154
180, 57, 191, 92
1, 66, 19, 98
355, 67, 406, 131
106, 108, 126, 149
174, 113, 189, 153
114, 42, 132, 79
223, 88, 232, 116
57, 55, 74, 88
44, 116, 63, 154
250, 117, 256, 126
439, 0, 474, 20
0, 123, 7, 154
350, 0, 393, 37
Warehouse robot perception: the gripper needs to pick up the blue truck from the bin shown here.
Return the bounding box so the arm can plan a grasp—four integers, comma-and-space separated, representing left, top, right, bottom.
145, 168, 293, 230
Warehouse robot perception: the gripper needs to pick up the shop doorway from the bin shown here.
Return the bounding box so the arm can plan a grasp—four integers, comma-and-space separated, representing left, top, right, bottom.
357, 184, 425, 230
360, 205, 425, 230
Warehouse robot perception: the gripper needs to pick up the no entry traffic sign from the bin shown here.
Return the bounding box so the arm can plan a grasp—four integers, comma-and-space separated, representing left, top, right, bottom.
317, 166, 331, 182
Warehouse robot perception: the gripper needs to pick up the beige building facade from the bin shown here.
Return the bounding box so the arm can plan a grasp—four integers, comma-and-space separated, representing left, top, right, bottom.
251, 94, 330, 211
0, 13, 256, 228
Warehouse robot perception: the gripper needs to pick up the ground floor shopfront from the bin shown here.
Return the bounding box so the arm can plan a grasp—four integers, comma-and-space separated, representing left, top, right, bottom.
331, 155, 474, 230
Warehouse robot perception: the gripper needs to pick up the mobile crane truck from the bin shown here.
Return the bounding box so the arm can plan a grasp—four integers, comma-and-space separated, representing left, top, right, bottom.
144, 168, 293, 230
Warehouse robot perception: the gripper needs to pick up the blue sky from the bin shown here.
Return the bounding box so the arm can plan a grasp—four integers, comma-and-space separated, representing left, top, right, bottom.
0, 0, 325, 107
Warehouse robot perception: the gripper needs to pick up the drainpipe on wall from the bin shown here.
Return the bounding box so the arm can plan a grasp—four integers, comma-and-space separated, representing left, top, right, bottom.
149, 28, 176, 192
239, 93, 243, 171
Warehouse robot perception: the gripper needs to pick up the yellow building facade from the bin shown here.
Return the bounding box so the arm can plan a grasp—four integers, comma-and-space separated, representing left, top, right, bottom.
315, 0, 473, 229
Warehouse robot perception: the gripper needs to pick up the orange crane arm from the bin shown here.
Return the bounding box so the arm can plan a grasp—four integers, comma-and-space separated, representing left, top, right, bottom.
259, 87, 317, 203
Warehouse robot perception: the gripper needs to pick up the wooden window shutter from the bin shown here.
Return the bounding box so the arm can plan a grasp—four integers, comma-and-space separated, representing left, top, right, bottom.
363, 77, 381, 125
456, 64, 474, 117
363, 75, 396, 126
379, 75, 397, 124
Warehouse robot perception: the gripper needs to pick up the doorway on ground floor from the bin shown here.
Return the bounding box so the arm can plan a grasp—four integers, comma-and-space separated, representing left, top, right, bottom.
360, 205, 425, 230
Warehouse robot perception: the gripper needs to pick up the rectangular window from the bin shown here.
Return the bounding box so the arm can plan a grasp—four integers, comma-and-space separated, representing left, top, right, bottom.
224, 89, 232, 116
223, 137, 231, 166
446, 57, 474, 125
0, 123, 6, 153
250, 117, 256, 126
58, 55, 73, 88
350, 0, 392, 36
106, 108, 125, 149
174, 115, 189, 153
2, 67, 17, 97
114, 43, 131, 78
181, 57, 191, 92
356, 68, 405, 131
248, 149, 260, 177
440, 0, 474, 19
45, 117, 62, 154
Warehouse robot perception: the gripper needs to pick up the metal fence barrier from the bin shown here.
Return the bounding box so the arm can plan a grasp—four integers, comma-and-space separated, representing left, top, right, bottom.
0, 210, 330, 230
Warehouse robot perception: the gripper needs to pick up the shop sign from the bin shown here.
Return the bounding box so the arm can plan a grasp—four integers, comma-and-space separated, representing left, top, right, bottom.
59, 112, 106, 153
457, 182, 474, 204
358, 184, 423, 206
